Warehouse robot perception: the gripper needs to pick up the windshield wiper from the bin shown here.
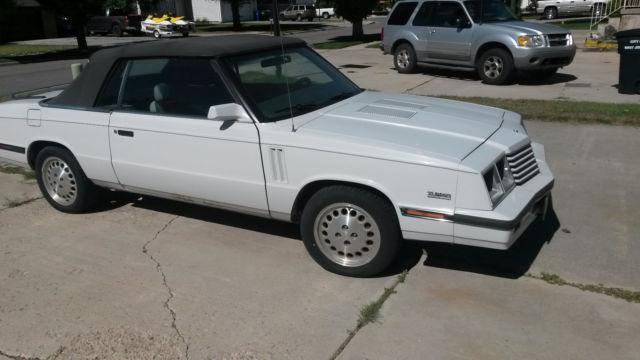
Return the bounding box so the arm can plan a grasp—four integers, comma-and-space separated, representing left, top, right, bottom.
272, 103, 322, 115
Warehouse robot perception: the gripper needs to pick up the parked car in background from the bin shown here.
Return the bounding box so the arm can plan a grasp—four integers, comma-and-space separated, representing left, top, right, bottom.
317, 7, 335, 18
535, 0, 606, 19
0, 35, 554, 277
381, 0, 577, 84
279, 4, 316, 21
86, 8, 142, 36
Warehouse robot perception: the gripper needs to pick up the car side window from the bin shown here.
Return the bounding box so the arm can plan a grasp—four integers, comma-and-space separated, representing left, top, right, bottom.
428, 2, 469, 27
94, 60, 127, 109
412, 2, 436, 26
387, 2, 418, 25
119, 58, 234, 118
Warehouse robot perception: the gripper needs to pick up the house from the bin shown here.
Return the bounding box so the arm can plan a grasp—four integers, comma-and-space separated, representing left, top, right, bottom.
158, 0, 259, 23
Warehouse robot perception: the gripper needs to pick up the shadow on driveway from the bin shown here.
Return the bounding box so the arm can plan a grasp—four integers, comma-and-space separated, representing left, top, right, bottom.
416, 66, 577, 86
94, 190, 558, 279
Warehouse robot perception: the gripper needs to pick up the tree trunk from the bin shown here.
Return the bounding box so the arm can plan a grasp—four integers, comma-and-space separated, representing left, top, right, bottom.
231, 0, 241, 31
74, 23, 88, 51
351, 19, 363, 40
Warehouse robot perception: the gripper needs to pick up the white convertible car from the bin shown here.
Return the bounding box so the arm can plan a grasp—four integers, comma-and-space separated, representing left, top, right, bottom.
0, 35, 553, 277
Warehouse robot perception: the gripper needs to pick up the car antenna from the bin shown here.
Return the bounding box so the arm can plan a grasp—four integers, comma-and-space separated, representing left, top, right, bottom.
273, 0, 296, 132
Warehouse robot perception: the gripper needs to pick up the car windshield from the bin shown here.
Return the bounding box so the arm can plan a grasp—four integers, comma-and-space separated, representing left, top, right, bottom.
222, 47, 362, 123
463, 0, 519, 22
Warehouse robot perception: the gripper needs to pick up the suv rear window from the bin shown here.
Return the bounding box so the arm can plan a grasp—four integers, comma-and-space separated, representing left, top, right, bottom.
387, 2, 418, 25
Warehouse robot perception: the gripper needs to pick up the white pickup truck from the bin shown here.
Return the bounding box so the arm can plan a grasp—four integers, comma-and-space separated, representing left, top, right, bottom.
317, 7, 335, 18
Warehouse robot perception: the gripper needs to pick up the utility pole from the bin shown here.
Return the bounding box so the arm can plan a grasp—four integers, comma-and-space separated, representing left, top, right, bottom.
272, 0, 281, 36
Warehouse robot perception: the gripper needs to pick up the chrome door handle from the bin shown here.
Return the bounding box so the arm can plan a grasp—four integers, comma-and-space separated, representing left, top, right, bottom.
430, 29, 436, 34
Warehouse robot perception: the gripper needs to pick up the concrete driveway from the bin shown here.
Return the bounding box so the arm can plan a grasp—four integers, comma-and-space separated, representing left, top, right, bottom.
1, 119, 638, 359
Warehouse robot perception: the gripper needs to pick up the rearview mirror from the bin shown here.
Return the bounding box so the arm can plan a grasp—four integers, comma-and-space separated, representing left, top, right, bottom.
207, 103, 251, 122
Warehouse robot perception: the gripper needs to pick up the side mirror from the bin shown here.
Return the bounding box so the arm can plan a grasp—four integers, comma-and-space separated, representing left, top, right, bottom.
207, 103, 251, 122
456, 17, 472, 28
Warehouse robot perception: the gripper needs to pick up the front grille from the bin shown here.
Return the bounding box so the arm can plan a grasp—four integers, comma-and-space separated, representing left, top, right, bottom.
547, 33, 569, 46
507, 144, 540, 185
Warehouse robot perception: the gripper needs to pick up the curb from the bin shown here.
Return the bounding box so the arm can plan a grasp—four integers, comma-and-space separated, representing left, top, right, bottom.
0, 59, 19, 67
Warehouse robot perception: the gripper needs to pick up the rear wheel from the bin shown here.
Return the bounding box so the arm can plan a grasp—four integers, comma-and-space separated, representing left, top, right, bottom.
477, 48, 515, 85
394, 43, 417, 74
35, 147, 101, 213
296, 14, 302, 21
300, 186, 400, 277
544, 7, 558, 19
323, 12, 329, 19
182, 32, 189, 37
111, 24, 122, 37
153, 30, 161, 39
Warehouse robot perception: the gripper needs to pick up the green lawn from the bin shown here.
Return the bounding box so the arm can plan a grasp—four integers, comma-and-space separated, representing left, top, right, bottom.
439, 96, 640, 126
0, 44, 76, 58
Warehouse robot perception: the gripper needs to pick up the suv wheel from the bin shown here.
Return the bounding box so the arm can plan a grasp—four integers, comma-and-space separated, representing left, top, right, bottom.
296, 14, 302, 21
300, 186, 400, 277
477, 48, 515, 85
394, 44, 417, 74
544, 7, 558, 19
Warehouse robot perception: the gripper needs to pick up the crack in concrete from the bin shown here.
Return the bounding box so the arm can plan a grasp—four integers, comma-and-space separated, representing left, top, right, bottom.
142, 215, 190, 359
403, 78, 434, 94
0, 197, 43, 212
329, 270, 408, 360
0, 346, 64, 360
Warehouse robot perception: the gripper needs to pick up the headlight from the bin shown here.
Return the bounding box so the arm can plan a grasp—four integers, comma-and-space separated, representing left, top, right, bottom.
483, 157, 516, 207
517, 35, 546, 47
567, 34, 574, 45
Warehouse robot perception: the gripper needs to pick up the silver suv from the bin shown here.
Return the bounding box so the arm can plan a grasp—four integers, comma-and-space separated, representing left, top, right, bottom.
381, 0, 577, 84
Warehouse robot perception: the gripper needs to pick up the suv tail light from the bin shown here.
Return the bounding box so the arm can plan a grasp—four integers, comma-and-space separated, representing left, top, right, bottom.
124, 17, 129, 24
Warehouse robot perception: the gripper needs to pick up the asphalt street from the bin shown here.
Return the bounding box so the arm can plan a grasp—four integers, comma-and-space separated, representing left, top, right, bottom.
0, 18, 384, 98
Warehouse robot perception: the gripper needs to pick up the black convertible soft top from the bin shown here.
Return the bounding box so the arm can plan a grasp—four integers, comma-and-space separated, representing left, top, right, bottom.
48, 35, 306, 108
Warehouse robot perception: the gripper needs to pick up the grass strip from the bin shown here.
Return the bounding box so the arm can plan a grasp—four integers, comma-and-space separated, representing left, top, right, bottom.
528, 272, 640, 303
0, 165, 36, 180
438, 96, 640, 126
0, 44, 76, 58
330, 270, 408, 360
315, 41, 365, 49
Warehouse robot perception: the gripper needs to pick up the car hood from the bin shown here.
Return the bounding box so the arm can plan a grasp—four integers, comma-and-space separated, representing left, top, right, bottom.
484, 21, 569, 35
294, 92, 505, 165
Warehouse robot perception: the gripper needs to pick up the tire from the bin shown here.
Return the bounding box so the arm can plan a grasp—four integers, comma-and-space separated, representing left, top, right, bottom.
35, 146, 101, 213
300, 186, 400, 277
279, 14, 285, 21
111, 24, 122, 37
544, 7, 558, 19
477, 48, 515, 85
182, 32, 189, 37
394, 43, 417, 74
153, 30, 161, 39
322, 12, 329, 19
296, 14, 302, 21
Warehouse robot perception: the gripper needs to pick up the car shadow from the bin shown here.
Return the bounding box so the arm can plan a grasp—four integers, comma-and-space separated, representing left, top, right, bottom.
417, 204, 560, 279
415, 66, 577, 86
93, 191, 557, 279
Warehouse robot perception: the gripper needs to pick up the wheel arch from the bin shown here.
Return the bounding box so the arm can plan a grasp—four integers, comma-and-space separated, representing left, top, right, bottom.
391, 38, 414, 54
290, 179, 397, 223
27, 140, 73, 169
474, 41, 513, 64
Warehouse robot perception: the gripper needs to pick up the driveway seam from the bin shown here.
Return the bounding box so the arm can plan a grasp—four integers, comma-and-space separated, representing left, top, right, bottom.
142, 215, 190, 359
0, 345, 64, 360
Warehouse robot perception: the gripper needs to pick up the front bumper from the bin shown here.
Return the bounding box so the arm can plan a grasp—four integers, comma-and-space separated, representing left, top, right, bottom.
401, 142, 554, 250
512, 45, 577, 70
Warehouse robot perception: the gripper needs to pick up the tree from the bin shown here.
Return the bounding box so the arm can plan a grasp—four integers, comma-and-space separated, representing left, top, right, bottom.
334, 0, 378, 39
222, 0, 243, 31
0, 0, 17, 42
37, 0, 105, 50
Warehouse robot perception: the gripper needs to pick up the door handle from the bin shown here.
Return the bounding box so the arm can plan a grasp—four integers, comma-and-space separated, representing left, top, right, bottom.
430, 29, 436, 34
115, 129, 134, 137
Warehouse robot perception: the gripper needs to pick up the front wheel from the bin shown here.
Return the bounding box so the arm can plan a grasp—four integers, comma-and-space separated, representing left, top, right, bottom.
111, 24, 122, 37
394, 43, 417, 74
477, 48, 515, 85
300, 186, 400, 277
296, 14, 302, 21
322, 12, 329, 19
153, 30, 161, 39
544, 7, 558, 19
35, 147, 101, 213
